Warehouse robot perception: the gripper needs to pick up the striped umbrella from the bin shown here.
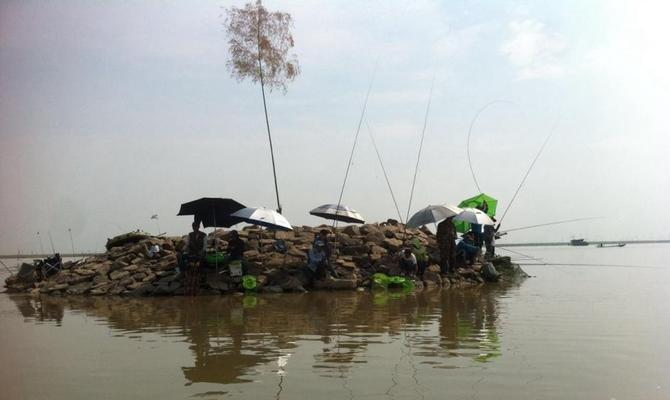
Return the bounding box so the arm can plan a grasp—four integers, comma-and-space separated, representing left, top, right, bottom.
309, 204, 365, 224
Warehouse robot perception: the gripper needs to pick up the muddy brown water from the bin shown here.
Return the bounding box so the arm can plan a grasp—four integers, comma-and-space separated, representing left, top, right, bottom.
1, 245, 669, 399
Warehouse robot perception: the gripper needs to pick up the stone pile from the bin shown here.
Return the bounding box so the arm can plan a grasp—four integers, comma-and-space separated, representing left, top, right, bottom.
4, 220, 527, 296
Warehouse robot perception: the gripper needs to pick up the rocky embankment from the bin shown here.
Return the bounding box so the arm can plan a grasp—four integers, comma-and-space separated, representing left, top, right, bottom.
4, 221, 528, 296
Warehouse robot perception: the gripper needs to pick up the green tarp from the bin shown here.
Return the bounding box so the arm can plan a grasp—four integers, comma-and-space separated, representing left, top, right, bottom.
454, 193, 498, 233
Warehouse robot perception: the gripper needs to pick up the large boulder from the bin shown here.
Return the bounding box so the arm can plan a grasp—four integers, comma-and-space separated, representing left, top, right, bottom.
422, 264, 443, 287
382, 238, 403, 252
342, 225, 360, 237
109, 270, 130, 281
67, 281, 93, 295
15, 263, 36, 283
313, 277, 358, 290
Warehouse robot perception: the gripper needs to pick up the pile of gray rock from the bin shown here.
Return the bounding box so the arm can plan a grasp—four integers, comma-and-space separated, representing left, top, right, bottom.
4, 220, 527, 296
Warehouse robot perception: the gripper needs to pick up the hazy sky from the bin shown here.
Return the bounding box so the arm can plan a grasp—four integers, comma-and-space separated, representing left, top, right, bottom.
1, 0, 669, 254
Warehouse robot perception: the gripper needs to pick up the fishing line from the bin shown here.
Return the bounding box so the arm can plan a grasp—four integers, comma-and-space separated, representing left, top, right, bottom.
466, 100, 514, 193
48, 232, 56, 254
496, 247, 544, 263
333, 58, 379, 228
406, 73, 436, 224
36, 231, 44, 254
0, 259, 15, 274
496, 115, 562, 229
500, 217, 603, 234
365, 118, 404, 223
518, 262, 660, 269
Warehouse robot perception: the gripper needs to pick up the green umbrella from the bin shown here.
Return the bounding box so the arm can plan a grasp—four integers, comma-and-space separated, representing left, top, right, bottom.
454, 193, 497, 233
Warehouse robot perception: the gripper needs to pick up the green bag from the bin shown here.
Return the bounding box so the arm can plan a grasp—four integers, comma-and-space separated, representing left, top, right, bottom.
410, 238, 428, 264
242, 275, 257, 290
372, 273, 389, 289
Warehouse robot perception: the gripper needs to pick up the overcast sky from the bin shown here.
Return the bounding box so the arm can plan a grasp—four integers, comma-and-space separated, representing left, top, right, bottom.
1, 0, 669, 254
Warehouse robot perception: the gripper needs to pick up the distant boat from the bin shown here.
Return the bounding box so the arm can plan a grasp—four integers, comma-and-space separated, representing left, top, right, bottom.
597, 243, 626, 248
570, 238, 589, 246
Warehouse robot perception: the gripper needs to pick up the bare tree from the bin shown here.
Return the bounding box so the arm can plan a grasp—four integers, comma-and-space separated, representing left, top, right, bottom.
225, 0, 300, 213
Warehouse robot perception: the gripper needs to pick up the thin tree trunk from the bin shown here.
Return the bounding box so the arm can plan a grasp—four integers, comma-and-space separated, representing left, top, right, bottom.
257, 15, 282, 214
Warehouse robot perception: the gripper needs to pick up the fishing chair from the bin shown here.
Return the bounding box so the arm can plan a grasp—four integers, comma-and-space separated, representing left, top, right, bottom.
36, 254, 62, 279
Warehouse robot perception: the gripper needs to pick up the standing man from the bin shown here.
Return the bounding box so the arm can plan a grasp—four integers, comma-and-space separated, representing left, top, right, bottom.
436, 216, 457, 274
483, 217, 497, 259
181, 220, 207, 295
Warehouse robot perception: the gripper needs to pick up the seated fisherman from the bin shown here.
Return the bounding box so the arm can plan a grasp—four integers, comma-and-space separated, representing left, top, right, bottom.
307, 239, 336, 281
455, 232, 480, 267
398, 248, 418, 278
316, 229, 332, 260
179, 221, 207, 273
226, 230, 245, 261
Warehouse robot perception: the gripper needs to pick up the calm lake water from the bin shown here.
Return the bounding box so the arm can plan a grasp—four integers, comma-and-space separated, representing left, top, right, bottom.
1, 245, 669, 400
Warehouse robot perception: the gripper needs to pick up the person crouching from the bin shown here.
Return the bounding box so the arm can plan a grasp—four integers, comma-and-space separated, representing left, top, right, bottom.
399, 248, 418, 278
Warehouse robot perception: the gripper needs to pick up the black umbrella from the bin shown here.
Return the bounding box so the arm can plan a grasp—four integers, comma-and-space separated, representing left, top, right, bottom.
177, 197, 246, 228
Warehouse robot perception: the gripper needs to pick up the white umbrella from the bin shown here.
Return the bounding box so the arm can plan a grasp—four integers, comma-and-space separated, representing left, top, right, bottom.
230, 207, 293, 231
406, 204, 463, 228
454, 207, 494, 225
309, 204, 365, 224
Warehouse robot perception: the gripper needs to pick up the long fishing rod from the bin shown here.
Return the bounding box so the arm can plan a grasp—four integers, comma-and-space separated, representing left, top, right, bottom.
500, 217, 603, 234
0, 259, 15, 274
496, 246, 544, 263
48, 231, 56, 254
496, 115, 561, 230
68, 228, 76, 257
36, 231, 44, 254
333, 59, 379, 228
466, 100, 514, 193
405, 73, 436, 224
518, 262, 660, 270
365, 119, 404, 223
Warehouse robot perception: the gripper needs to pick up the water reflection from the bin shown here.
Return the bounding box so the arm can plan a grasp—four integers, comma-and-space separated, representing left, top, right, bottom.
9, 283, 520, 388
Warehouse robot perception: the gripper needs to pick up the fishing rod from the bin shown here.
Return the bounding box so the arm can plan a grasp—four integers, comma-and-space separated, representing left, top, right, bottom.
48, 231, 56, 254
496, 246, 544, 263
518, 262, 660, 270
68, 228, 76, 257
466, 100, 514, 193
405, 73, 436, 224
0, 259, 15, 274
496, 115, 562, 230
499, 217, 603, 235
36, 231, 44, 254
333, 58, 379, 228
365, 118, 404, 223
